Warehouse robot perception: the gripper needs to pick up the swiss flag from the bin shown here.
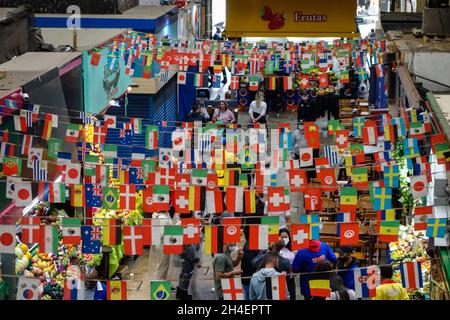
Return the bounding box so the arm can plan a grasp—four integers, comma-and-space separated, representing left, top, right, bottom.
173, 190, 190, 214
289, 169, 308, 192
222, 218, 241, 243
335, 130, 349, 149
267, 187, 288, 212
317, 168, 337, 192
291, 224, 310, 250
21, 217, 40, 244
181, 218, 201, 244
339, 222, 359, 245
304, 188, 322, 211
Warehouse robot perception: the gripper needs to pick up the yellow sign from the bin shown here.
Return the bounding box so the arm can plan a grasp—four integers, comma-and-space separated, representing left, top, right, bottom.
226, 0, 358, 38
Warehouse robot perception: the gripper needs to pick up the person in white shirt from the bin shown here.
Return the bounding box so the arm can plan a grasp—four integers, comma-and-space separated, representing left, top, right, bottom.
249, 91, 268, 124
278, 228, 296, 265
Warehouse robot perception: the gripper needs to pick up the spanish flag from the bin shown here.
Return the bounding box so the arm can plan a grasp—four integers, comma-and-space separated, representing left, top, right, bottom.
309, 273, 331, 298
107, 280, 127, 300
70, 184, 85, 207
244, 189, 256, 214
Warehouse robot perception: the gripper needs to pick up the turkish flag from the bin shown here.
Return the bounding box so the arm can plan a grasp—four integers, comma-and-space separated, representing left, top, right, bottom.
291, 224, 310, 250
317, 168, 337, 192
339, 222, 359, 245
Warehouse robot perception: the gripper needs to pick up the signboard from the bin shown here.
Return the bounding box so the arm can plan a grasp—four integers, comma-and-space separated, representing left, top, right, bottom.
226, 0, 358, 37
83, 48, 133, 114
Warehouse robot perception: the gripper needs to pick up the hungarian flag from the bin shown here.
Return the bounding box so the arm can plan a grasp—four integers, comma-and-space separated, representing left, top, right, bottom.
379, 220, 399, 242
335, 130, 349, 149
63, 278, 84, 300
244, 189, 257, 214
163, 225, 183, 254
340, 187, 358, 212
317, 168, 337, 192
119, 185, 136, 210
413, 206, 433, 231
266, 274, 288, 300
107, 281, 127, 300
309, 272, 331, 298
338, 222, 359, 245
102, 219, 122, 245
173, 190, 190, 214
39, 225, 59, 254
304, 188, 322, 211
181, 218, 201, 244
62, 218, 81, 245
225, 186, 244, 213
123, 226, 144, 255
289, 169, 307, 192
188, 186, 206, 212
21, 217, 40, 244
248, 224, 269, 250
400, 261, 423, 290
290, 224, 310, 250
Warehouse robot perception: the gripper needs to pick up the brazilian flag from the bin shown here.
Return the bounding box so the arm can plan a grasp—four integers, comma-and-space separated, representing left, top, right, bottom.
102, 187, 118, 210
150, 281, 171, 300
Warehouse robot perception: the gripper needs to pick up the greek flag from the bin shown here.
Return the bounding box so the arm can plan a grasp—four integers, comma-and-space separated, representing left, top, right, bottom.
33, 160, 48, 182
324, 145, 340, 166
158, 69, 169, 83
80, 112, 94, 125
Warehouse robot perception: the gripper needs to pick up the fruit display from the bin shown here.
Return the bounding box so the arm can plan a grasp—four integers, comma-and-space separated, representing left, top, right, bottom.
25, 201, 68, 225
389, 225, 431, 299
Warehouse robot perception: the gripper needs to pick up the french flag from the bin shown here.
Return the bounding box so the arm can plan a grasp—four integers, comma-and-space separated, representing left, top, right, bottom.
337, 212, 356, 222
63, 278, 85, 300
400, 261, 423, 290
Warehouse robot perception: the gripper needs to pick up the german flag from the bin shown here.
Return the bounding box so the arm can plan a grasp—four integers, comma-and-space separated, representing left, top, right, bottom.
102, 218, 122, 245
265, 76, 276, 91
204, 225, 224, 254
309, 272, 331, 298
244, 189, 256, 214
225, 169, 240, 186
188, 186, 206, 211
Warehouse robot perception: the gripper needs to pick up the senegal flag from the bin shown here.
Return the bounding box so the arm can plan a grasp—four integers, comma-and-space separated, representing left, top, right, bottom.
150, 281, 171, 300
379, 220, 400, 243
340, 187, 358, 212
352, 167, 368, 188
262, 216, 279, 243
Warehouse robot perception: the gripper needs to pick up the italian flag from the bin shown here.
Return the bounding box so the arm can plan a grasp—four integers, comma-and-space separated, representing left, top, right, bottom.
163, 226, 183, 254
248, 224, 269, 250
146, 125, 159, 150
194, 73, 204, 87
39, 225, 59, 253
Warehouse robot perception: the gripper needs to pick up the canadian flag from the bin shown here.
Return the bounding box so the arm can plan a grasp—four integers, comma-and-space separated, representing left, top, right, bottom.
181, 218, 201, 244
291, 224, 310, 250
21, 217, 40, 244
410, 175, 428, 199
123, 226, 143, 255
300, 148, 314, 167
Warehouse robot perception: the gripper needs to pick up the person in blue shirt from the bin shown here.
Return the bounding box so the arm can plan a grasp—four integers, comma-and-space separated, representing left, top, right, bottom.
335, 246, 360, 291
292, 240, 337, 299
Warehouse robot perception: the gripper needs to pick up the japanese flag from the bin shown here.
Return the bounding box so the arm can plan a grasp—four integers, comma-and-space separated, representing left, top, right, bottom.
14, 182, 33, 207
300, 148, 314, 167
410, 175, 428, 199
63, 163, 81, 184
0, 225, 16, 254
177, 72, 187, 85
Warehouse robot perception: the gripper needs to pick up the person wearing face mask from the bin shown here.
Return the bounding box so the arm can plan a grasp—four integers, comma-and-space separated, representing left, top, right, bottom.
278, 228, 296, 265
271, 241, 296, 300
212, 242, 244, 300
335, 246, 360, 291
249, 252, 289, 300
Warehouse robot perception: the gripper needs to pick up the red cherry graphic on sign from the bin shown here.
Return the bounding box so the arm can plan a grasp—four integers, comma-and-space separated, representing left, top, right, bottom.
413, 181, 425, 192
0, 232, 14, 246
18, 188, 30, 200
260, 6, 273, 21
268, 13, 286, 30
68, 169, 79, 179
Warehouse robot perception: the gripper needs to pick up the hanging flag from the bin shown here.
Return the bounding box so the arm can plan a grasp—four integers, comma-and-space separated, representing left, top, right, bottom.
304, 188, 322, 212
413, 206, 433, 231
81, 226, 102, 254
39, 225, 59, 254
173, 190, 190, 214
400, 261, 423, 290
340, 187, 358, 213
181, 218, 201, 245
2, 157, 21, 176
14, 182, 32, 207
62, 218, 81, 245
289, 169, 307, 192
163, 225, 183, 254
42, 117, 53, 140
324, 145, 340, 166
63, 163, 81, 185
21, 217, 40, 244
150, 281, 172, 300
48, 138, 62, 158
382, 165, 400, 188
362, 122, 378, 146
63, 277, 84, 301
248, 224, 269, 250
71, 185, 85, 207
290, 224, 310, 250
65, 124, 81, 142
107, 281, 127, 300
102, 187, 119, 210
221, 278, 244, 300
119, 184, 136, 210
222, 218, 242, 244
426, 218, 447, 238
145, 125, 159, 150
225, 186, 244, 213
373, 187, 392, 211
352, 167, 369, 188
267, 187, 289, 212
300, 148, 314, 167
266, 274, 288, 300
338, 222, 359, 245
188, 186, 206, 212
337, 212, 356, 222
204, 225, 224, 254
0, 225, 16, 254
309, 272, 331, 298
123, 226, 144, 255
353, 117, 365, 138
17, 278, 40, 300
317, 168, 337, 192
143, 185, 170, 212
353, 266, 380, 298
410, 175, 428, 200
379, 220, 399, 242
102, 218, 122, 246
104, 115, 117, 128
21, 135, 33, 156
32, 160, 48, 182
13, 115, 27, 132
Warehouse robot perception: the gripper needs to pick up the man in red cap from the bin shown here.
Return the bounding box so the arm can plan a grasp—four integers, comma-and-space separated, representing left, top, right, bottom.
292, 240, 337, 299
